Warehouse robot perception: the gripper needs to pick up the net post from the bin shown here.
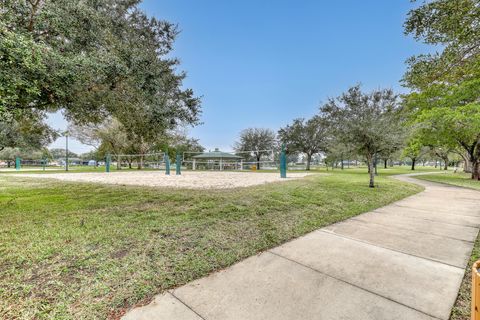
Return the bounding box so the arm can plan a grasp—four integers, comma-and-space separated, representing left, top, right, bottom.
15, 157, 21, 171
165, 151, 170, 175
106, 154, 111, 173
176, 152, 181, 175
280, 144, 287, 178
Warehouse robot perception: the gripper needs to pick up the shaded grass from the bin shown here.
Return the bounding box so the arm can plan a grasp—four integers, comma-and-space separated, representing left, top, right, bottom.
0, 168, 422, 319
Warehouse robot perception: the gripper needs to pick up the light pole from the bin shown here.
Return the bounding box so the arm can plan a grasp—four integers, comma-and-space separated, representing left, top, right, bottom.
65, 131, 69, 172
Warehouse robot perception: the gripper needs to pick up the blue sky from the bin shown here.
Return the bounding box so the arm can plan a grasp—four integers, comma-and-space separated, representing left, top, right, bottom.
48, 0, 430, 153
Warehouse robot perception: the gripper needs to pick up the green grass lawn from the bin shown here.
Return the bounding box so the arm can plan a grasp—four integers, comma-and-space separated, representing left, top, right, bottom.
0, 167, 423, 319
415, 171, 480, 320
415, 171, 480, 191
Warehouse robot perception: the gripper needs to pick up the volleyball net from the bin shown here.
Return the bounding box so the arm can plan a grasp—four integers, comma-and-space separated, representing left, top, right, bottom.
182, 149, 278, 170
111, 152, 166, 170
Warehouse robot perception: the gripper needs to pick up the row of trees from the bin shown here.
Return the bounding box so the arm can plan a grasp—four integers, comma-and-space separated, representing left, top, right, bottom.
0, 0, 201, 161
235, 0, 480, 186
235, 85, 406, 187
236, 82, 465, 188
0, 147, 93, 167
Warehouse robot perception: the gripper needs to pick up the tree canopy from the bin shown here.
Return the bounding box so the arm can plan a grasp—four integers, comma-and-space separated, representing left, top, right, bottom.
278, 116, 330, 171
234, 128, 276, 170
403, 0, 480, 179
321, 85, 405, 187
1, 0, 201, 150
0, 114, 57, 151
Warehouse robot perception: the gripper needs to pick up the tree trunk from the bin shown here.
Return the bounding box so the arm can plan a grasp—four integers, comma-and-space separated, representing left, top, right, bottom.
467, 145, 480, 179
116, 154, 121, 170
306, 154, 312, 171
443, 158, 448, 170
257, 156, 261, 170
374, 154, 378, 176
384, 159, 387, 169
411, 158, 416, 171
367, 155, 375, 188
473, 160, 480, 180
461, 153, 470, 173
137, 156, 143, 170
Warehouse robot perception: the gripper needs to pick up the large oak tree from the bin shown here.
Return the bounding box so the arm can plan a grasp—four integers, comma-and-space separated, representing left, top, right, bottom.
1, 0, 201, 150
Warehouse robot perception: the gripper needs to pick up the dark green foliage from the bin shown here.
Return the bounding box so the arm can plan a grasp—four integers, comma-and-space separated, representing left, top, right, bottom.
0, 0, 201, 149
321, 85, 406, 187
278, 117, 330, 170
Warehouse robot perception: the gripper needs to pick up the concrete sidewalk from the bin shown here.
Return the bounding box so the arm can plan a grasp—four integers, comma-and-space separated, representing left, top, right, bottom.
123, 174, 480, 320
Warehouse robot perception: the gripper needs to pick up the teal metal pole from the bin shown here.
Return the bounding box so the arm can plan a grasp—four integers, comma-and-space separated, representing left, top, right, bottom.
165, 152, 170, 175
176, 153, 181, 175
106, 154, 111, 173
15, 157, 21, 171
280, 144, 287, 178
65, 133, 69, 172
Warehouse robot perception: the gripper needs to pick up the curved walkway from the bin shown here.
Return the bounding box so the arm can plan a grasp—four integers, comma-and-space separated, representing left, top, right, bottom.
123, 174, 480, 320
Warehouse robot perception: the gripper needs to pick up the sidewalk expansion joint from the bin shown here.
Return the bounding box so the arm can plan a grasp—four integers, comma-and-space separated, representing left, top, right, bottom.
168, 291, 208, 320
369, 211, 479, 228
349, 218, 475, 243
318, 229, 464, 270
392, 203, 480, 218
267, 250, 443, 320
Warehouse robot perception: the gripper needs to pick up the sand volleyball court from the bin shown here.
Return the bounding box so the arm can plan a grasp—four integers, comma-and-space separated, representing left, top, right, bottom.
13, 171, 312, 189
